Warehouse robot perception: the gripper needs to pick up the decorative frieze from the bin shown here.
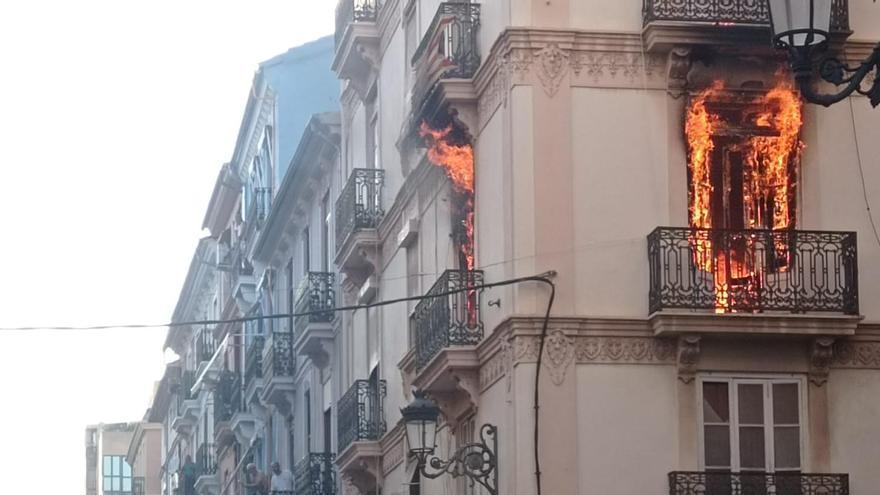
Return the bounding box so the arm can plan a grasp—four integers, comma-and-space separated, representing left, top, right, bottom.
832, 341, 880, 369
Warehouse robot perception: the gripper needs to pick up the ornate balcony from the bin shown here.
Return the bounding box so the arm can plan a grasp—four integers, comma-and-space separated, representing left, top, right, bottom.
213, 371, 238, 448
194, 443, 219, 495
293, 272, 336, 366
244, 335, 264, 393
333, 0, 380, 96
172, 371, 198, 435
229, 373, 257, 446
412, 2, 481, 80
260, 331, 296, 413
294, 453, 337, 495
196, 326, 216, 363
337, 379, 387, 453
641, 0, 849, 50
336, 380, 387, 492
669, 471, 849, 495
413, 269, 484, 370
648, 227, 859, 316
335, 169, 385, 286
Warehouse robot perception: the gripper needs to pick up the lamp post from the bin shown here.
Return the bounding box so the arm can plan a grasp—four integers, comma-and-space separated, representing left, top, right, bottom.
401, 391, 498, 495
768, 0, 879, 107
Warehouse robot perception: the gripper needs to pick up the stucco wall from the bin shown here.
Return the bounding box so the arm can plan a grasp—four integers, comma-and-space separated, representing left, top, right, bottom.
828, 369, 880, 495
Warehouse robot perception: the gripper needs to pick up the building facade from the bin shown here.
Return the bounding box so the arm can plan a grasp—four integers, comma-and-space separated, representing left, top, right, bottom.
143, 1, 880, 495
127, 420, 164, 495
86, 423, 138, 495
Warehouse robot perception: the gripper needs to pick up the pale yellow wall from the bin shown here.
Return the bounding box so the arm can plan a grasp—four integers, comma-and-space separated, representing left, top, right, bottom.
576, 365, 679, 495
828, 369, 880, 495
571, 0, 643, 32
849, 2, 880, 40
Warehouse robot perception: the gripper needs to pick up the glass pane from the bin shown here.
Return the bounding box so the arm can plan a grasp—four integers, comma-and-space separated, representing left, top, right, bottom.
104, 477, 112, 490
739, 426, 766, 469
704, 425, 731, 467
738, 384, 764, 424
773, 383, 799, 424
703, 382, 730, 423
774, 426, 801, 469
123, 461, 132, 477
112, 478, 121, 491
104, 456, 112, 474
123, 478, 132, 492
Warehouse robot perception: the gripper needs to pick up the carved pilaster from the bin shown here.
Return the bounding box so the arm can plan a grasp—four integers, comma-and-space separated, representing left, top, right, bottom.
677, 334, 701, 383
809, 337, 835, 386
542, 330, 575, 386
667, 46, 693, 94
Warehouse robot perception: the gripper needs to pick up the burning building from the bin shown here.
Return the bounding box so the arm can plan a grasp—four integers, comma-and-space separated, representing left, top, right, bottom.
686, 80, 804, 312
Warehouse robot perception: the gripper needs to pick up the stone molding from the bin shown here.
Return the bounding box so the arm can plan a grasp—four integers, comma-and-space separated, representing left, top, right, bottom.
832, 341, 880, 369
471, 29, 668, 132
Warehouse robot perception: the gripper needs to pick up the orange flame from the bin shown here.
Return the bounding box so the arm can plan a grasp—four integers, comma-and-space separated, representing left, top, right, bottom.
419, 122, 476, 271
685, 79, 803, 312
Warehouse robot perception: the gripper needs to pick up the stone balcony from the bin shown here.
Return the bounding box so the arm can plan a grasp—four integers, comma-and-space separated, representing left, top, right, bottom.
333, 0, 380, 97
260, 331, 296, 414
641, 0, 850, 51
336, 379, 387, 492
293, 272, 336, 367
335, 168, 385, 288
399, 269, 484, 422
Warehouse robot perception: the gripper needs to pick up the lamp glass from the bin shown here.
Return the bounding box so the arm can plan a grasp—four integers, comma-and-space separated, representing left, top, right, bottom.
768, 0, 832, 47
405, 419, 437, 457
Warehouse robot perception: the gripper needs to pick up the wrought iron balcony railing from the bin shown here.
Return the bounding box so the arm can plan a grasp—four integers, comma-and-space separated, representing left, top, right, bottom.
196, 326, 215, 363
413, 269, 484, 369
669, 471, 849, 495
411, 2, 481, 79
294, 453, 336, 495
647, 227, 859, 315
196, 443, 216, 476
335, 168, 385, 253
213, 371, 237, 423
264, 332, 295, 379
337, 379, 387, 453
335, 0, 378, 46
244, 335, 265, 390
175, 370, 195, 418
294, 272, 336, 339
643, 0, 849, 32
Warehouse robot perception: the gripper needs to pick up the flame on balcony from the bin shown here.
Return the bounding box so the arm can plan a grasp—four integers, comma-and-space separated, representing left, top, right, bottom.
685, 79, 803, 312
420, 120, 478, 327
419, 121, 475, 271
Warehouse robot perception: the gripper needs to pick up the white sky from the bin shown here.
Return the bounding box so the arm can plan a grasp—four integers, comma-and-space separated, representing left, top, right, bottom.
0, 1, 335, 491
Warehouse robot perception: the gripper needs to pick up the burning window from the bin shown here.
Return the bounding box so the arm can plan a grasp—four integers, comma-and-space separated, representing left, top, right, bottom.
685, 80, 804, 312
419, 120, 475, 271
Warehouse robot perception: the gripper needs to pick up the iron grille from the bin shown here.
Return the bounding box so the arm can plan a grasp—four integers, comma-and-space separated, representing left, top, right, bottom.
642, 0, 849, 32
244, 335, 265, 390
669, 471, 849, 495
647, 227, 859, 314
196, 443, 216, 476
411, 2, 482, 79
254, 187, 272, 222
265, 331, 295, 379
294, 453, 336, 495
196, 326, 215, 363
294, 272, 336, 339
230, 373, 244, 416
213, 371, 237, 423
175, 370, 195, 417
335, 168, 385, 253
337, 379, 387, 453
413, 269, 484, 369
133, 477, 145, 495
335, 0, 378, 46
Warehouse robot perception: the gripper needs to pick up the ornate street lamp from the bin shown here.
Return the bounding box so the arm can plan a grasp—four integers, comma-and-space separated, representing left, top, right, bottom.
401, 391, 499, 495
768, 0, 880, 107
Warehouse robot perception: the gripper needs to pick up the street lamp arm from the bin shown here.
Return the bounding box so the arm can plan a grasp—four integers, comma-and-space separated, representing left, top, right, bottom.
791, 43, 880, 108
418, 424, 499, 495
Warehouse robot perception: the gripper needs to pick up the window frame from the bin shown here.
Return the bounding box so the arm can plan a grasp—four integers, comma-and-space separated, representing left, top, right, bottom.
102, 454, 133, 495
696, 374, 809, 473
